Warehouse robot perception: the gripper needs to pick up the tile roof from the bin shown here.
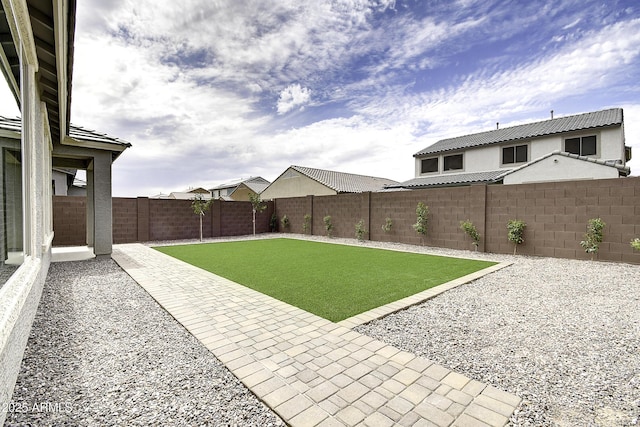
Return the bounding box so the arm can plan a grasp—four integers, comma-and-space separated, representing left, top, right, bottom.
414, 108, 623, 156
290, 165, 399, 193
391, 170, 510, 189
210, 176, 270, 191
0, 116, 131, 148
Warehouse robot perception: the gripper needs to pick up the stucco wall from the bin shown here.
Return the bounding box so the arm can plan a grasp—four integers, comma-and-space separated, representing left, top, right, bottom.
503, 154, 620, 185
261, 169, 336, 199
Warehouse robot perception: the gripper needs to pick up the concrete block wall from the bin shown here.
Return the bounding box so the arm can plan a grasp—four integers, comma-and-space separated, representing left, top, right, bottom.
52, 196, 86, 246
312, 193, 368, 239
113, 197, 138, 243
53, 197, 275, 245
274, 197, 311, 234
51, 178, 640, 264
368, 186, 485, 250
485, 177, 640, 263
149, 199, 206, 241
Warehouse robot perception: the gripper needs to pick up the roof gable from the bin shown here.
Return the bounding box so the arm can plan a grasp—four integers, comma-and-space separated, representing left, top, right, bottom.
210, 176, 270, 191
415, 108, 623, 157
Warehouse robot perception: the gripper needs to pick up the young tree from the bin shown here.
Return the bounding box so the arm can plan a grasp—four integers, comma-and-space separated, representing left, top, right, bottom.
191, 194, 212, 242
249, 192, 267, 236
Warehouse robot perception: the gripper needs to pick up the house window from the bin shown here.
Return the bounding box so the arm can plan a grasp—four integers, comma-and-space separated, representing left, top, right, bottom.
443, 154, 463, 171
1, 145, 24, 286
421, 158, 438, 173
502, 144, 528, 164
565, 135, 596, 156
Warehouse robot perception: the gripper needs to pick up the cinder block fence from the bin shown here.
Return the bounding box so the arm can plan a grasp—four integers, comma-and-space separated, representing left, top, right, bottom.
53, 177, 640, 264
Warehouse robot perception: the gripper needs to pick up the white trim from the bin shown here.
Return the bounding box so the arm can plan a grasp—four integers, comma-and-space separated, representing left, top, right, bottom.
62, 135, 129, 152
0, 0, 39, 69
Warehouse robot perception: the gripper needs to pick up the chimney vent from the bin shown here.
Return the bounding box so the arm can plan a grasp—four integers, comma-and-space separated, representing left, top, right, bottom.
496, 122, 499, 130
550, 110, 554, 119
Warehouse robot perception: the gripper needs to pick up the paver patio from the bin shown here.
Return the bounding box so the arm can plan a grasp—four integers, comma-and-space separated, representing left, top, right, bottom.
112, 243, 520, 426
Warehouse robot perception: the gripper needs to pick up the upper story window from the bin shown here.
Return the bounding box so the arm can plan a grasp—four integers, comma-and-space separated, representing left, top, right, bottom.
443, 153, 463, 171
421, 158, 438, 173
502, 144, 528, 164
565, 135, 596, 156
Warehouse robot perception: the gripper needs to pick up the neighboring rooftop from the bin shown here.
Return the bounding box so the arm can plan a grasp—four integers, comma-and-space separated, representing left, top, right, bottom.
210, 176, 270, 192
390, 170, 510, 189
289, 165, 399, 193
415, 108, 624, 156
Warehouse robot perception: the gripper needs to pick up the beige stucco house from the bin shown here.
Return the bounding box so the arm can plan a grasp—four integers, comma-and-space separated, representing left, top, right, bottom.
260, 165, 399, 200
393, 108, 630, 189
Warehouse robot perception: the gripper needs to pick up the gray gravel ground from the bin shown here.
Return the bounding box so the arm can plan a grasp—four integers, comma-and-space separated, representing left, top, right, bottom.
354, 243, 640, 427
4, 258, 284, 427
4, 235, 640, 426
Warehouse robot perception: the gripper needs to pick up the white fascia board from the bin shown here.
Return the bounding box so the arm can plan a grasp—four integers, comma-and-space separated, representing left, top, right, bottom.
1, 0, 39, 69
62, 135, 128, 153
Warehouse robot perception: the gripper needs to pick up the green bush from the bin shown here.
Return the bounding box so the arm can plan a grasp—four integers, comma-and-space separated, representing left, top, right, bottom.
507, 219, 526, 254
281, 214, 290, 230
580, 218, 605, 259
323, 215, 333, 237
270, 213, 278, 232
381, 217, 393, 232
412, 202, 429, 237
632, 238, 640, 251
460, 220, 480, 249
355, 220, 367, 242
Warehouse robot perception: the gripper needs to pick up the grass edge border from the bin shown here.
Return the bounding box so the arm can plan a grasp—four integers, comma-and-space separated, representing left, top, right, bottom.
338, 261, 513, 329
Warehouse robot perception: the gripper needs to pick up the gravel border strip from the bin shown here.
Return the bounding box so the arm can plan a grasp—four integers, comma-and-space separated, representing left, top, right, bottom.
4, 258, 285, 426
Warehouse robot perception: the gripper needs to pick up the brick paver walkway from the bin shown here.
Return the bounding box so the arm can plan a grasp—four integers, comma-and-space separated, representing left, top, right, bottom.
112, 243, 520, 427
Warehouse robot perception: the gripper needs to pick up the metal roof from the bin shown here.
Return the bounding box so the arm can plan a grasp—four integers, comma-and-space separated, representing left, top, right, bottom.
414, 108, 624, 157
290, 165, 399, 193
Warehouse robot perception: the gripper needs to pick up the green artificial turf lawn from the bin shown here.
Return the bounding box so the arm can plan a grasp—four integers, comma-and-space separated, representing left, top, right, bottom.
154, 238, 496, 322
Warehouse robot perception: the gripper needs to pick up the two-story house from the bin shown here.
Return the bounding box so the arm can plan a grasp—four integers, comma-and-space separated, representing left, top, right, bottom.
209, 176, 271, 201
393, 108, 631, 189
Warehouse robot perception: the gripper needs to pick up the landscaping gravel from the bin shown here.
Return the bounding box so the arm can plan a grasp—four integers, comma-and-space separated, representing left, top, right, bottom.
4, 235, 640, 426
354, 243, 640, 427
4, 258, 284, 427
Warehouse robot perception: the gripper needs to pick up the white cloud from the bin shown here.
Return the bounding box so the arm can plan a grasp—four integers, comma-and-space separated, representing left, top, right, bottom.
0, 79, 20, 118
276, 84, 311, 114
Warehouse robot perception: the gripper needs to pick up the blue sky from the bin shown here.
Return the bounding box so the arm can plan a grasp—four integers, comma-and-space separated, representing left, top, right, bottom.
1, 0, 639, 196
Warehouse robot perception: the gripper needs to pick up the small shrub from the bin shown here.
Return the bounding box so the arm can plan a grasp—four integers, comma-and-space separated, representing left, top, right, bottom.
412, 202, 429, 238
632, 238, 640, 251
355, 219, 367, 242
281, 214, 290, 230
323, 215, 333, 237
460, 220, 480, 249
270, 213, 278, 232
303, 214, 312, 234
191, 194, 212, 242
580, 218, 606, 259
507, 219, 526, 255
381, 217, 393, 233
